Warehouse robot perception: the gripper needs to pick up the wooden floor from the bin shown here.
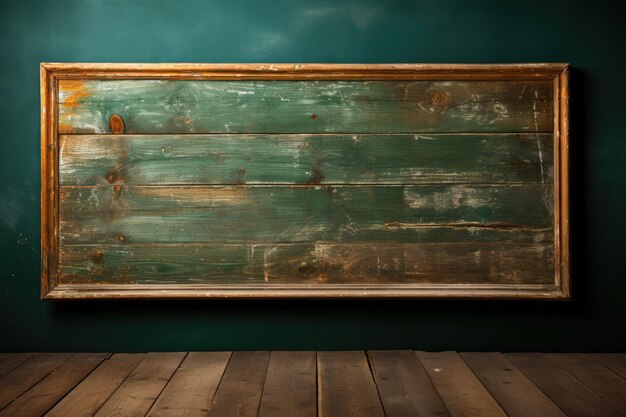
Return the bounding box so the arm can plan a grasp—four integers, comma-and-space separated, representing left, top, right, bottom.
0, 352, 624, 417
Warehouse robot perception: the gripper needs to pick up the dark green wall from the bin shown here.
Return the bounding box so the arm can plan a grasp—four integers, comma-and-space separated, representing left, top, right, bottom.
1, 0, 624, 352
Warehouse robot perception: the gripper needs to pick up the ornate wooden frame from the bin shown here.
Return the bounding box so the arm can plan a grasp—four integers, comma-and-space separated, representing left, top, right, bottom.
41, 63, 570, 299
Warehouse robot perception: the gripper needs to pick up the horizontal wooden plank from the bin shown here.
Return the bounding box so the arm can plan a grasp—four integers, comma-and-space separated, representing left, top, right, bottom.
58, 79, 553, 134
58, 241, 555, 285
59, 185, 553, 244
59, 133, 553, 186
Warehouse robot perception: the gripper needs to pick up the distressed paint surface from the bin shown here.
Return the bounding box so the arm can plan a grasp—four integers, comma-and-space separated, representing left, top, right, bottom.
59, 185, 552, 244
58, 80, 554, 134
59, 133, 553, 185
59, 242, 554, 285
55, 77, 557, 288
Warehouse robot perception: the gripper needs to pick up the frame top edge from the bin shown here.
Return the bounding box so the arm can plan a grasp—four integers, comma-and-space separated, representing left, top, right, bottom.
40, 62, 570, 73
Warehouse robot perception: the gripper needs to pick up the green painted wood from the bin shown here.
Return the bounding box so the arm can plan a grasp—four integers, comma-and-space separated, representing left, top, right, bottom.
58, 241, 554, 285
58, 79, 554, 134
55, 77, 557, 289
59, 185, 552, 244
59, 133, 553, 186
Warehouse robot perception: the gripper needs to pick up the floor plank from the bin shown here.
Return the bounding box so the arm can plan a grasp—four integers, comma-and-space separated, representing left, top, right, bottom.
94, 352, 186, 417
0, 352, 73, 410
45, 353, 145, 417
206, 351, 270, 417
318, 351, 385, 417
506, 352, 622, 417
368, 350, 450, 417
0, 353, 108, 417
417, 351, 506, 417
147, 352, 231, 417
588, 353, 626, 379
461, 352, 565, 417
258, 351, 317, 417
0, 350, 621, 417
548, 353, 626, 414
0, 353, 35, 378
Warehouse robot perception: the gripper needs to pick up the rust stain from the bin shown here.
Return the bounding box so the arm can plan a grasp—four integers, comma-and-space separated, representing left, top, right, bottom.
58, 80, 93, 133
234, 168, 247, 185
58, 123, 76, 134
516, 133, 527, 143
430, 91, 451, 113
118, 234, 127, 242
310, 113, 318, 120
305, 162, 324, 185
90, 251, 104, 264
112, 184, 123, 200
59, 80, 91, 109
105, 145, 128, 184
322, 185, 334, 197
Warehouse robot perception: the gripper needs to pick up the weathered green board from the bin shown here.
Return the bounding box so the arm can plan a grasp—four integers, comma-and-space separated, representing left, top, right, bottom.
41, 63, 570, 299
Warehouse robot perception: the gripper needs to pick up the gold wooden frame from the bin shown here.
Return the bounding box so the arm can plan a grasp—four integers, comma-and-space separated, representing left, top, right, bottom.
41, 63, 570, 299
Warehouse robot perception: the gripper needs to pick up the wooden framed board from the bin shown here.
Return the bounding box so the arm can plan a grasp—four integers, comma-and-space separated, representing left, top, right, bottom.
40, 63, 570, 299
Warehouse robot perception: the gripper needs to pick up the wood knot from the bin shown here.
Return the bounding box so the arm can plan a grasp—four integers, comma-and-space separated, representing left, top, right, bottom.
297, 263, 318, 276
90, 251, 104, 264
106, 168, 124, 184
117, 234, 127, 242
430, 91, 451, 113
109, 114, 125, 134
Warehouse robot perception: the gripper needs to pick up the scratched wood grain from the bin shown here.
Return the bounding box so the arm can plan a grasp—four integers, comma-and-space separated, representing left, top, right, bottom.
58, 80, 553, 134
58, 241, 554, 285
58, 184, 552, 244
54, 75, 559, 290
59, 133, 553, 186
